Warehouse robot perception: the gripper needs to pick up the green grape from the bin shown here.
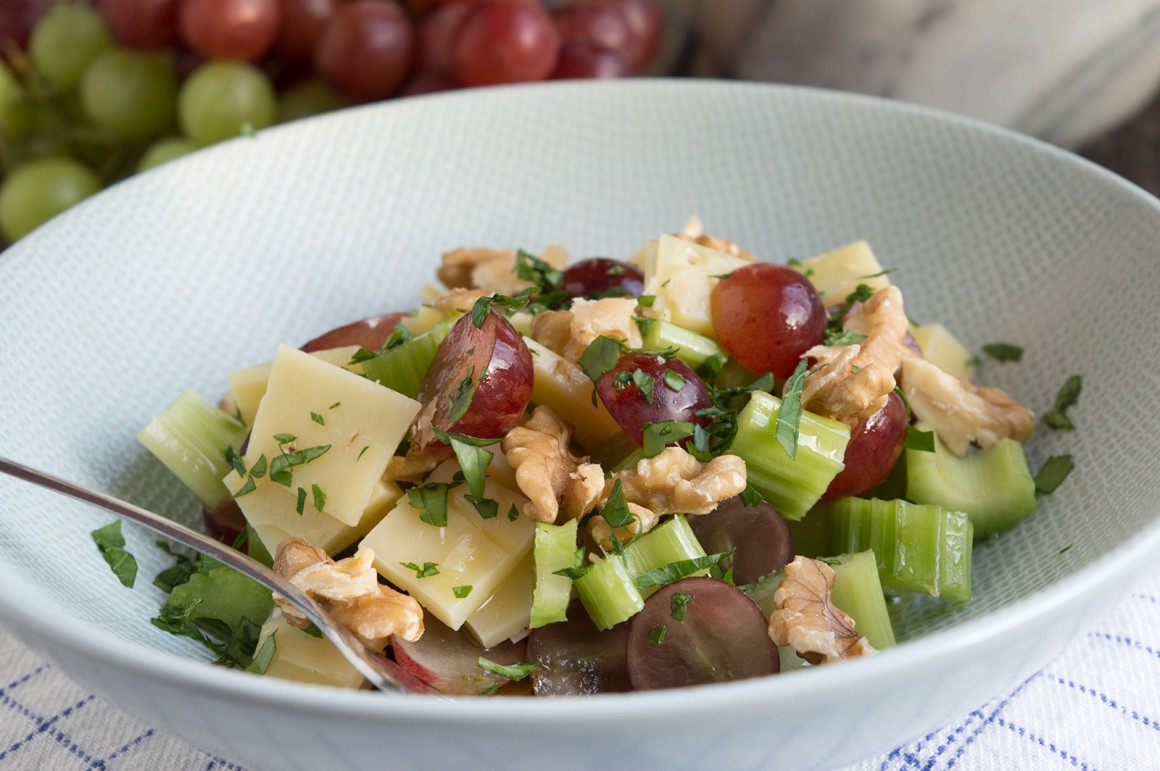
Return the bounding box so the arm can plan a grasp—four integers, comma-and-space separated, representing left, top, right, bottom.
178, 61, 276, 147
137, 136, 198, 172
0, 157, 102, 243
0, 61, 18, 130
30, 5, 113, 90
80, 48, 177, 139
277, 78, 350, 124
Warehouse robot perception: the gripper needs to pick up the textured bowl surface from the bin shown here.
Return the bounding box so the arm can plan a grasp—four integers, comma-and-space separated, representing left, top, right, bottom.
1, 80, 1158, 771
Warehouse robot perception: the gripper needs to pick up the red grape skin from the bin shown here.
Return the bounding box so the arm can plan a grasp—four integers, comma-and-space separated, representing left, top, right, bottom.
823, 391, 907, 500
552, 4, 630, 52
180, 0, 281, 60
97, 0, 180, 50
315, 1, 414, 102
583, 0, 661, 72
398, 68, 461, 96
413, 310, 534, 446
687, 495, 792, 585
710, 262, 827, 378
300, 311, 410, 353
0, 0, 52, 50
527, 601, 630, 695
453, 1, 560, 87
560, 257, 643, 299
275, 0, 338, 63
552, 42, 631, 79
414, 3, 472, 73
596, 353, 711, 445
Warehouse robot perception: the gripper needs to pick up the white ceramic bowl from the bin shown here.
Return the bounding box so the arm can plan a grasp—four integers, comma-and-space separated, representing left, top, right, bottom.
1, 80, 1158, 771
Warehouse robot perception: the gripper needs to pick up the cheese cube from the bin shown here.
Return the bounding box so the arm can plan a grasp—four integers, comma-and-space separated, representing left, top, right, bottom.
256, 611, 365, 689
792, 241, 892, 308
638, 234, 751, 337
912, 323, 975, 381
227, 345, 363, 427
525, 338, 622, 451
465, 551, 534, 648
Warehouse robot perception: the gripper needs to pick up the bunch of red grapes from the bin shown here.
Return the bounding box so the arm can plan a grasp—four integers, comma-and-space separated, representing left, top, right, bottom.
0, 0, 663, 245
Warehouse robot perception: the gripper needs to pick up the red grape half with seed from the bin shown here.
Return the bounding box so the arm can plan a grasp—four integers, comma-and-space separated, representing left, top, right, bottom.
596, 353, 711, 445
710, 262, 827, 378
560, 257, 643, 299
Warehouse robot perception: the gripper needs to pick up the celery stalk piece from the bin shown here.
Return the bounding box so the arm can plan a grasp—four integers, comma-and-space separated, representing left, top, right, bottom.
360, 317, 455, 398
639, 319, 725, 370
621, 515, 707, 597
827, 497, 973, 602
574, 554, 644, 630
530, 519, 579, 628
828, 550, 896, 650
138, 389, 248, 508
729, 391, 850, 520
906, 432, 1037, 538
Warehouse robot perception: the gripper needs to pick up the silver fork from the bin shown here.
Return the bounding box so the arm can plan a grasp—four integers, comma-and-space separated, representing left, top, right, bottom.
0, 456, 407, 695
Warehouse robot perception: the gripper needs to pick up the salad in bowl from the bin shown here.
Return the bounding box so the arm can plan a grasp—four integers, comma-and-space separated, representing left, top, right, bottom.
132, 216, 1069, 696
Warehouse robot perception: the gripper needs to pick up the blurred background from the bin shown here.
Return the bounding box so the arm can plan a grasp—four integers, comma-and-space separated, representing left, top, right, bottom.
4, 0, 1160, 249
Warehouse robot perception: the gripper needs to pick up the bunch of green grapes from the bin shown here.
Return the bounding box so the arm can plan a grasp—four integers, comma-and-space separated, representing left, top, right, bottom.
0, 0, 663, 246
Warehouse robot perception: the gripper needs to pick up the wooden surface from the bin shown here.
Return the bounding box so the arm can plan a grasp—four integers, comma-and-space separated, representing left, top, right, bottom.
1082, 88, 1160, 195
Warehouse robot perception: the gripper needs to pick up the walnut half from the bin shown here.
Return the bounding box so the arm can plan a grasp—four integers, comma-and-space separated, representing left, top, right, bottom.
274, 538, 424, 651
769, 556, 875, 665
500, 405, 604, 523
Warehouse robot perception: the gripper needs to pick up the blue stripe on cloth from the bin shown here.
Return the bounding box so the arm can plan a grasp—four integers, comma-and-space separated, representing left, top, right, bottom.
1043, 673, 1160, 732
990, 717, 1095, 770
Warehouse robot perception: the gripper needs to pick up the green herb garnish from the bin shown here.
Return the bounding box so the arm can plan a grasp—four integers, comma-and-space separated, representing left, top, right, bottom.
641, 420, 695, 458
775, 359, 809, 458
635, 551, 732, 591
477, 657, 538, 681
981, 343, 1023, 362
401, 561, 440, 578
447, 367, 476, 423
1041, 375, 1082, 430
91, 521, 137, 588
1035, 454, 1074, 494
670, 592, 695, 622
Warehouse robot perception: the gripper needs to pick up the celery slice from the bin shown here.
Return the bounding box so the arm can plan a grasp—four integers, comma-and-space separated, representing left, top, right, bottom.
574, 554, 644, 630
826, 497, 973, 602
360, 317, 455, 398
729, 391, 850, 520
828, 550, 896, 650
640, 319, 725, 370
530, 520, 579, 628
621, 515, 707, 597
906, 432, 1037, 538
138, 389, 248, 508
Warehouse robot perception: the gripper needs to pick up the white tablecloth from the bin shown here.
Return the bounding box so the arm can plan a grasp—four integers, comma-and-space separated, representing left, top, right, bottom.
3, 565, 1159, 770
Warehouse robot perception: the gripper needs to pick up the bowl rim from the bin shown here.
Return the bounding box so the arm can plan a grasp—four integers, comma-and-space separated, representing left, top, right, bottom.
2, 77, 1159, 721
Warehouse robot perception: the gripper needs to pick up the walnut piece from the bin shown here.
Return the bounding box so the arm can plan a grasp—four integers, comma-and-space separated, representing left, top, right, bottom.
500, 405, 604, 523
274, 538, 424, 650
677, 215, 756, 262
428, 287, 489, 316
437, 244, 568, 295
588, 448, 747, 549
530, 297, 642, 363
797, 285, 912, 424
769, 556, 875, 665
900, 356, 1035, 456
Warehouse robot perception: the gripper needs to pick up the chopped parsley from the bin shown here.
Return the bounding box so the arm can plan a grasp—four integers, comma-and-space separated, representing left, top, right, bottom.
670, 592, 695, 622
1035, 454, 1074, 494
775, 359, 809, 458
452, 585, 473, 599
436, 430, 499, 519
295, 486, 307, 514
904, 425, 936, 452
246, 633, 277, 674
1041, 375, 1082, 430
637, 294, 656, 308
470, 286, 539, 326
477, 657, 538, 681
981, 342, 1024, 362
310, 411, 325, 426
401, 561, 440, 578
641, 420, 695, 458
578, 335, 625, 385
662, 369, 687, 392
647, 625, 667, 644
635, 551, 732, 591
447, 367, 476, 423
407, 481, 458, 527
312, 483, 327, 512
631, 368, 655, 403
739, 484, 764, 507
507, 504, 520, 522
91, 521, 137, 588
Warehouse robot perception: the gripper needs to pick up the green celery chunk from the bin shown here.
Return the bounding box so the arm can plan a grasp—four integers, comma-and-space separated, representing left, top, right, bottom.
640, 319, 725, 370
828, 550, 896, 650
826, 497, 973, 602
360, 317, 455, 398
621, 515, 707, 597
729, 391, 850, 520
530, 519, 579, 628
574, 554, 644, 630
138, 389, 248, 508
906, 431, 1037, 538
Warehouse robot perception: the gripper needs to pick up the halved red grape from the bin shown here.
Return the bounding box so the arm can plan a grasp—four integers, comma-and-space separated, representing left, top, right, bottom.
315, 0, 414, 102
560, 257, 643, 299
823, 390, 907, 500
452, 1, 559, 87
300, 311, 410, 353
711, 262, 826, 378
398, 68, 461, 96
179, 0, 280, 60
596, 353, 711, 445
274, 0, 337, 63
97, 0, 180, 50
392, 611, 528, 695
551, 42, 631, 79
413, 310, 534, 446
687, 495, 792, 585
527, 600, 630, 695
626, 576, 779, 690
